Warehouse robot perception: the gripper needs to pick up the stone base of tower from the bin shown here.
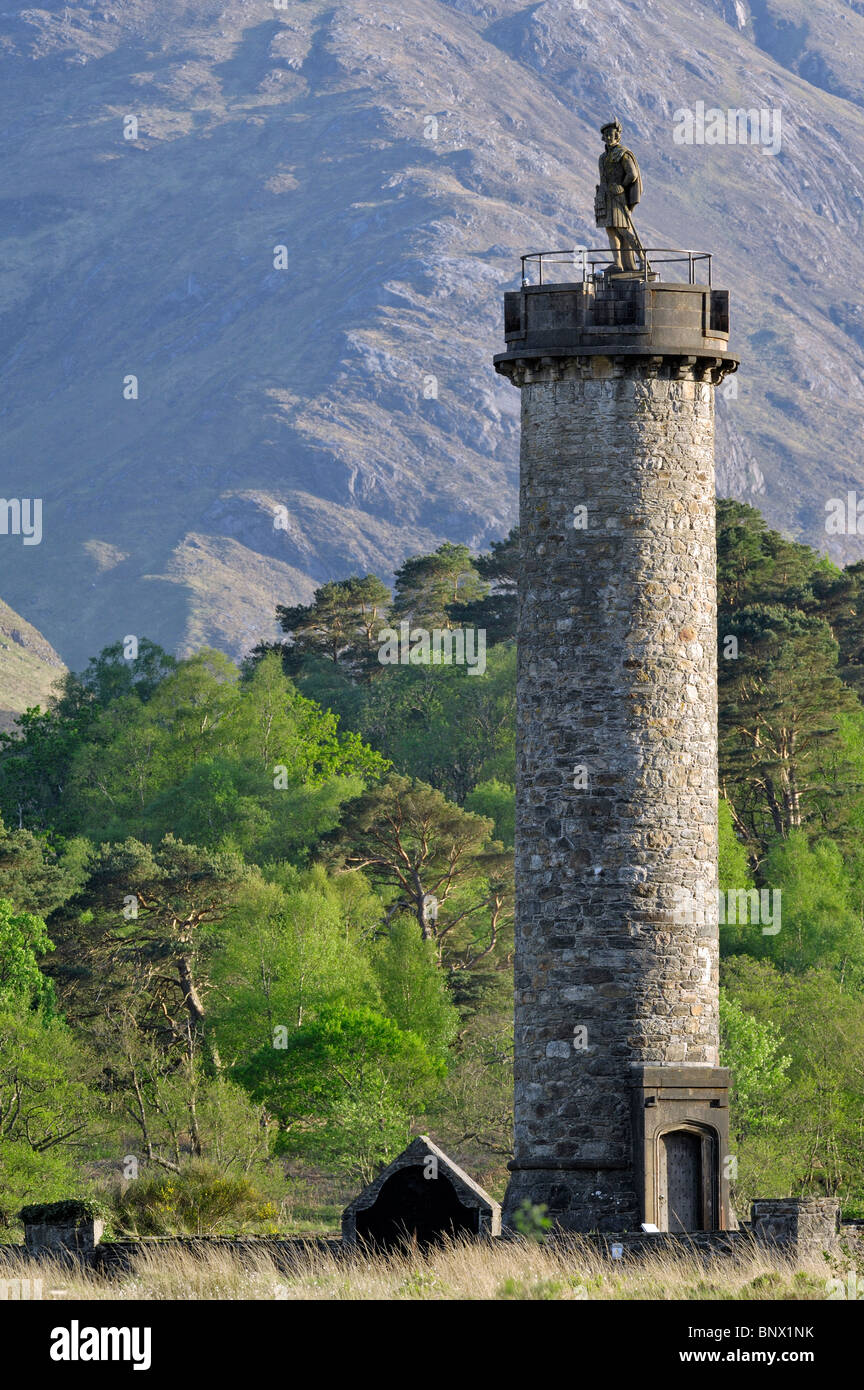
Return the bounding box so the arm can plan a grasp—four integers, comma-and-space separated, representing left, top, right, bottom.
504, 1065, 732, 1234
503, 1166, 640, 1233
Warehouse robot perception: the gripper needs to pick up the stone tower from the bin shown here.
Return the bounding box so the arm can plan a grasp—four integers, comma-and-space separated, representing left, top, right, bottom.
494, 255, 739, 1232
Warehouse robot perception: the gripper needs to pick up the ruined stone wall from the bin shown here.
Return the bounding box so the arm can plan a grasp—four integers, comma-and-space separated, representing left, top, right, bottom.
750, 1198, 841, 1256
505, 358, 719, 1231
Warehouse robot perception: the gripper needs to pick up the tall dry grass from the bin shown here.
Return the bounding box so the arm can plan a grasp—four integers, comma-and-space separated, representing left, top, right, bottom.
1, 1235, 847, 1300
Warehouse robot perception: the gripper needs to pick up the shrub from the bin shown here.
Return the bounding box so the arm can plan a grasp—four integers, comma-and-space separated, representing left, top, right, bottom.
109, 1163, 276, 1237
18, 1198, 109, 1226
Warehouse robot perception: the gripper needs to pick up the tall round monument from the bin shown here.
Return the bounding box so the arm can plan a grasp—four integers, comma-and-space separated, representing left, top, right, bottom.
494, 124, 739, 1233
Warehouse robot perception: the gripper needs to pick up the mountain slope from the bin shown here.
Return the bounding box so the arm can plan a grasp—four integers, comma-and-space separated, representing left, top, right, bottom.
0, 597, 66, 731
1, 0, 863, 668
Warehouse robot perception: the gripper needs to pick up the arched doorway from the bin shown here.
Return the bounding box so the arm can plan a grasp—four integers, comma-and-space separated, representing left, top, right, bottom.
635, 1067, 731, 1232
354, 1165, 482, 1249
659, 1129, 704, 1232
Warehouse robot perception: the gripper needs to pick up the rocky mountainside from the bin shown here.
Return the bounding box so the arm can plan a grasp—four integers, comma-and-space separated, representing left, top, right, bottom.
0, 598, 66, 731
1, 0, 863, 670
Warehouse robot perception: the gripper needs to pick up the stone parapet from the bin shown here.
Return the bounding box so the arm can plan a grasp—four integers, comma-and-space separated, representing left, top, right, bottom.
495, 277, 738, 376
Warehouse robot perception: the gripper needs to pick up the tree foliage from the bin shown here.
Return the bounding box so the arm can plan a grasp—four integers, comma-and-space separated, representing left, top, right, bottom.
4, 505, 864, 1225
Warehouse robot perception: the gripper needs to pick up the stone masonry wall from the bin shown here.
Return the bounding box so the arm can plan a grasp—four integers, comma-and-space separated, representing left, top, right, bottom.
504, 358, 719, 1231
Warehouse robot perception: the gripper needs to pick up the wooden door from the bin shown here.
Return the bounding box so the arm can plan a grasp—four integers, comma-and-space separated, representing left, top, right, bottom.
661, 1131, 702, 1232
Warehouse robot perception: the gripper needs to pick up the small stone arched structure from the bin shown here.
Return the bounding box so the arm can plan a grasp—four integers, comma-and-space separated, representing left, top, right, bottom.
341, 1136, 501, 1249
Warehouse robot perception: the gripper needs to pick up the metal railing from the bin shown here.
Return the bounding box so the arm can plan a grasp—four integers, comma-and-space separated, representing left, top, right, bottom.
520, 247, 712, 288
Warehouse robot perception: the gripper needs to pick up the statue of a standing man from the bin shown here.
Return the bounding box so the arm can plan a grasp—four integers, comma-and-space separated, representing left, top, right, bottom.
594, 119, 644, 273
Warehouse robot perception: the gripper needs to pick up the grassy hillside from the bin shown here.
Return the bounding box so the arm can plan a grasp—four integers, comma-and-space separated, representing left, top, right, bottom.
0, 598, 65, 730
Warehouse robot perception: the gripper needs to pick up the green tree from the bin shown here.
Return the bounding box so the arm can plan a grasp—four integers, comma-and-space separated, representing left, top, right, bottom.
61, 651, 386, 853
352, 644, 516, 803
719, 987, 791, 1217
321, 776, 512, 968
237, 1005, 444, 1181
392, 543, 487, 630
98, 1018, 272, 1177
372, 918, 459, 1059
0, 816, 89, 916
0, 898, 56, 1011
0, 1004, 99, 1219
208, 874, 378, 1065
0, 641, 176, 835
61, 650, 240, 840
58, 638, 177, 709
428, 1012, 514, 1157
274, 575, 392, 676
722, 957, 864, 1210
757, 833, 864, 979
51, 836, 249, 1071
719, 605, 862, 851
719, 989, 790, 1142
465, 779, 515, 848
807, 560, 864, 702
717, 499, 822, 612
0, 705, 90, 834
454, 527, 518, 643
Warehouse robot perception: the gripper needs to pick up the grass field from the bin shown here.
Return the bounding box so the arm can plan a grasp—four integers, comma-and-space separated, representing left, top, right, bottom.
1, 1237, 849, 1301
